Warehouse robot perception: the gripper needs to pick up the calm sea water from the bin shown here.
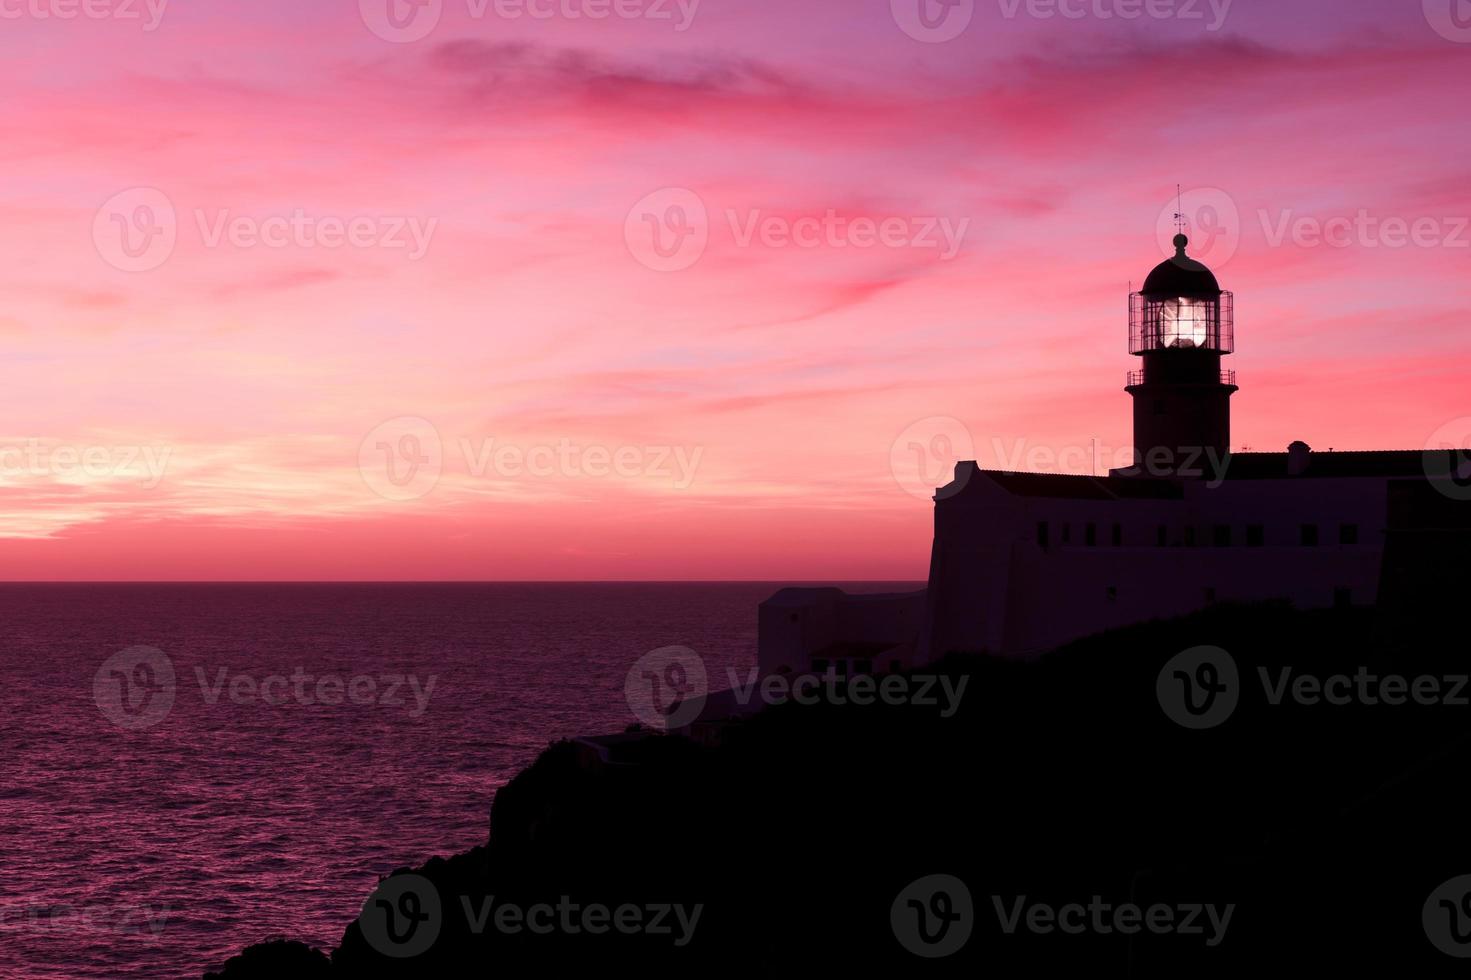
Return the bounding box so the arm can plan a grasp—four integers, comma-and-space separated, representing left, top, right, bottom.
0, 583, 918, 979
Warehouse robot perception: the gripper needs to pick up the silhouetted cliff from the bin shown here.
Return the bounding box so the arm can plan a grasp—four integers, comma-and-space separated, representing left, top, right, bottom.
207, 602, 1471, 977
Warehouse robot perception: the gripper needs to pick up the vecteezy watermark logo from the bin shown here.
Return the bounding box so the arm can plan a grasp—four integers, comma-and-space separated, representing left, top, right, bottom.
360, 0, 443, 42
1423, 417, 1471, 501
1156, 187, 1240, 270
360, 417, 444, 502
0, 903, 170, 935
1424, 0, 1471, 43
473, 0, 700, 29
723, 668, 969, 718
364, 889, 706, 945
358, 420, 705, 501
93, 188, 177, 273
359, 874, 442, 958
1425, 875, 1471, 957
94, 646, 176, 730
996, 0, 1232, 30
193, 667, 437, 717
625, 645, 707, 729
0, 440, 172, 489
982, 438, 1231, 486
361, 0, 699, 41
457, 437, 702, 488
1157, 646, 1239, 730
1258, 209, 1470, 251
1258, 666, 1469, 708
891, 0, 974, 42
625, 188, 970, 271
192, 210, 437, 258
462, 896, 703, 943
98, 650, 436, 724
891, 416, 975, 501
726, 209, 969, 259
0, 0, 169, 30
94, 190, 437, 271
892, 874, 973, 958
625, 188, 709, 272
994, 896, 1234, 946
1161, 652, 1470, 728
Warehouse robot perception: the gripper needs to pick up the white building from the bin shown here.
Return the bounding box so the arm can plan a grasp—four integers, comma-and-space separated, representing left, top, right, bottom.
758, 236, 1468, 669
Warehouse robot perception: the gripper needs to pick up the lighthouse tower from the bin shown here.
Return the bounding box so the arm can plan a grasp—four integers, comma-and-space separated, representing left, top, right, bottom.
1125, 233, 1237, 472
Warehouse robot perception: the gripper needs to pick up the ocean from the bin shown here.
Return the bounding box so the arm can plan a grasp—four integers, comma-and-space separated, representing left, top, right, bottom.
0, 583, 918, 979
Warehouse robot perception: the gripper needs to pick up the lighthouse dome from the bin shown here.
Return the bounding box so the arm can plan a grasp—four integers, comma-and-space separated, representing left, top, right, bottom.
1142, 234, 1221, 296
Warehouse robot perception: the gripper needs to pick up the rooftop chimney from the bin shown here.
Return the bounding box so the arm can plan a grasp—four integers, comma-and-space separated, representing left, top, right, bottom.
1287, 441, 1312, 476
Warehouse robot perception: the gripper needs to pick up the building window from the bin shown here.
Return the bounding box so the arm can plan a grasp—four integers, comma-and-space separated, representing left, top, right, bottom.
1037, 521, 1050, 548
1301, 524, 1320, 546
1157, 525, 1168, 547
1106, 586, 1118, 602
1246, 524, 1265, 547
1340, 523, 1359, 545
1185, 526, 1197, 547
1085, 522, 1097, 546
1112, 523, 1123, 547
1213, 524, 1232, 547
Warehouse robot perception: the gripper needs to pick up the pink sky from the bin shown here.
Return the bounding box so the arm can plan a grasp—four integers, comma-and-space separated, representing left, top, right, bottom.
0, 0, 1468, 579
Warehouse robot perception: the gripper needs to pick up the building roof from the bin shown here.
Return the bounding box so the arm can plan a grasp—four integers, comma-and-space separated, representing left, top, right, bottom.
1222, 450, 1450, 480
809, 641, 902, 660
949, 450, 1462, 500
761, 587, 847, 607
761, 587, 925, 607
976, 468, 1184, 500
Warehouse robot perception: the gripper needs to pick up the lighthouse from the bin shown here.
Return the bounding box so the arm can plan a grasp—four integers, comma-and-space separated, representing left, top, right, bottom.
1125, 233, 1237, 473
753, 223, 1464, 671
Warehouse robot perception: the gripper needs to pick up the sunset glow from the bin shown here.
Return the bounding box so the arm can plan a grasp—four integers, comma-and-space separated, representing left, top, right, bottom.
1, 0, 1468, 579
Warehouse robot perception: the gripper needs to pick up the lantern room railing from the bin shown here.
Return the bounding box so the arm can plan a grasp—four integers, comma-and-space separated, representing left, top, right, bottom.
1129, 290, 1234, 354
1127, 369, 1237, 387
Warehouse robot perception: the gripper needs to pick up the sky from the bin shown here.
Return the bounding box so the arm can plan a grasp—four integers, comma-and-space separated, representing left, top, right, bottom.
0, 0, 1467, 580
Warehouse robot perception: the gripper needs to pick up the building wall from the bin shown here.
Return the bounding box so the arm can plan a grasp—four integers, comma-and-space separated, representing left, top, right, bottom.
756, 468, 1413, 670
756, 588, 844, 675
925, 473, 1394, 659
757, 588, 926, 676
1377, 478, 1471, 651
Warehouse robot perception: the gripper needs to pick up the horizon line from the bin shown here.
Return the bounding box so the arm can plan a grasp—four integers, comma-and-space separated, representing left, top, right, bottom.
0, 579, 930, 585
